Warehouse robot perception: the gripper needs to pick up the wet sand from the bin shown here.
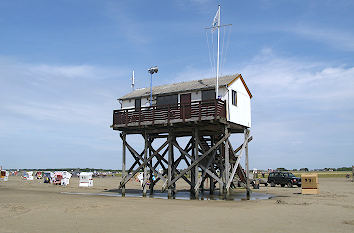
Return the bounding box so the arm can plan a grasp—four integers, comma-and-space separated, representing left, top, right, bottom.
0, 176, 353, 233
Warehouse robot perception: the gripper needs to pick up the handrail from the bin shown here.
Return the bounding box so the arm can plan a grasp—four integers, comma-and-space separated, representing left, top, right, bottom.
113, 99, 226, 126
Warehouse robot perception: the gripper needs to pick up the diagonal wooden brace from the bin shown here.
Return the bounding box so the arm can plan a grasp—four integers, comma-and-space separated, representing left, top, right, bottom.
170, 132, 230, 186
173, 140, 223, 184
226, 133, 251, 189
125, 140, 168, 184
118, 138, 169, 189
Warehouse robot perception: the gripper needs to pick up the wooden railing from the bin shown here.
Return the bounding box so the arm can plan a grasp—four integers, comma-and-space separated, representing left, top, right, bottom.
113, 99, 226, 126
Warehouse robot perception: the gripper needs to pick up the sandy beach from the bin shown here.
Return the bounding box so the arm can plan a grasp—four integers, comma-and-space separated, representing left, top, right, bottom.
0, 176, 353, 233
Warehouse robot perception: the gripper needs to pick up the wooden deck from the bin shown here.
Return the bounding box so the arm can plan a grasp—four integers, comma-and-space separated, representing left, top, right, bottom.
112, 99, 226, 129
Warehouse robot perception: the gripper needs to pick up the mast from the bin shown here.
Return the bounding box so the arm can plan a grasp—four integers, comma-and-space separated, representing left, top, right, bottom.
216, 5, 220, 99
131, 70, 135, 91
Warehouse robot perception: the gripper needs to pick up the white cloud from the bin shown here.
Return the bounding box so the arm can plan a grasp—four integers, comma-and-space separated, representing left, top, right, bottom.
0, 58, 127, 128
240, 48, 354, 106
29, 64, 96, 79
285, 25, 354, 51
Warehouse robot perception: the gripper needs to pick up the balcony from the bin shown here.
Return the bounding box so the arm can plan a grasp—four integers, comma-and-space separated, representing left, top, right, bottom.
113, 99, 226, 128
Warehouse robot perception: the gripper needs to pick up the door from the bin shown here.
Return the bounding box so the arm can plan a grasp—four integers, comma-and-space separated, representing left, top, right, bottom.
135, 98, 141, 111
275, 172, 282, 185
180, 93, 191, 119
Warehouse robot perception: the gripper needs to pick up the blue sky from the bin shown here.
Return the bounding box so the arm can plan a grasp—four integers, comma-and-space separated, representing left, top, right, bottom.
0, 0, 353, 170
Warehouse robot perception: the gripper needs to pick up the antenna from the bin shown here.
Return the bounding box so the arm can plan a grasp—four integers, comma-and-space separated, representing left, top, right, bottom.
131, 70, 135, 91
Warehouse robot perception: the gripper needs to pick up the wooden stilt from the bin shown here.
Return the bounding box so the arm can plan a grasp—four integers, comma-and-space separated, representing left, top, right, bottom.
121, 133, 126, 197
116, 120, 251, 199
210, 175, 215, 195
219, 140, 224, 196
209, 136, 215, 195
168, 129, 173, 199
190, 135, 196, 195
224, 127, 230, 195
143, 132, 148, 197
194, 128, 199, 198
149, 138, 154, 194
245, 129, 251, 200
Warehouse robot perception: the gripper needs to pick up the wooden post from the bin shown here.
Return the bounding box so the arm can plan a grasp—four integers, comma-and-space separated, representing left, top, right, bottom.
352, 165, 354, 182
218, 140, 224, 196
125, 110, 128, 126
190, 135, 196, 195
198, 101, 201, 121
149, 138, 154, 194
143, 132, 148, 197
210, 135, 215, 195
121, 133, 126, 197
224, 127, 230, 195
168, 129, 173, 199
194, 128, 199, 198
209, 174, 215, 195
245, 129, 250, 200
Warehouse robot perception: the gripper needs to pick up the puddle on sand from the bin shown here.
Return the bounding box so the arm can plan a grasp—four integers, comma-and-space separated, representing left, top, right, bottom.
61, 190, 273, 201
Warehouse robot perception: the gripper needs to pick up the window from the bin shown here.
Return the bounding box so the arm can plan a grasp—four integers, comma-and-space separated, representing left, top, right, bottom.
202, 90, 216, 101
232, 90, 237, 106
156, 94, 178, 106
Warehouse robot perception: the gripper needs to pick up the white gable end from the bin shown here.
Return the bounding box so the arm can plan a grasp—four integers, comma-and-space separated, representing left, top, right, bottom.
223, 77, 251, 127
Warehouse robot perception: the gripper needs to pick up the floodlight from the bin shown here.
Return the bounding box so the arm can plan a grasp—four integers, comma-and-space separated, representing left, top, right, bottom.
148, 66, 159, 106
148, 66, 158, 74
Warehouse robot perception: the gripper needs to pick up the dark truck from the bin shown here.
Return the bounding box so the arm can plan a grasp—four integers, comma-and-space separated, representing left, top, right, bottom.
267, 171, 301, 188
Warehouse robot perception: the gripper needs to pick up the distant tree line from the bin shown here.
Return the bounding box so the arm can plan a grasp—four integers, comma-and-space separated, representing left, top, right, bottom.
11, 168, 122, 172
275, 167, 352, 172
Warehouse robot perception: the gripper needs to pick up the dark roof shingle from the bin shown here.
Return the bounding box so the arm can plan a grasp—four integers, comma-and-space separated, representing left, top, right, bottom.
119, 74, 238, 100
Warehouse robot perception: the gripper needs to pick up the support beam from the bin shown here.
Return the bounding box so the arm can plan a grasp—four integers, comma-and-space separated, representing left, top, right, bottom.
149, 138, 154, 194
170, 131, 230, 186
168, 129, 174, 199
118, 139, 168, 189
210, 136, 215, 195
190, 135, 196, 194
224, 127, 230, 195
234, 136, 253, 154
194, 144, 217, 193
194, 128, 199, 198
121, 133, 126, 196
117, 122, 250, 199
126, 141, 168, 183
245, 129, 251, 200
143, 132, 148, 197
173, 140, 222, 184
226, 134, 250, 190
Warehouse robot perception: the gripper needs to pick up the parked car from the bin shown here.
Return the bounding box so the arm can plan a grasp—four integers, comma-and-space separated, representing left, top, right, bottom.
267, 171, 301, 188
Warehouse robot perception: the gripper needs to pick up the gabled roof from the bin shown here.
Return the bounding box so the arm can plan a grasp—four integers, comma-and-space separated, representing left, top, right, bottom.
119, 74, 252, 100
227, 74, 253, 99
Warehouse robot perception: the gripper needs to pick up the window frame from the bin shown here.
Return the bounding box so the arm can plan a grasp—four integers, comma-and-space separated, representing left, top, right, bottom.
232, 90, 237, 106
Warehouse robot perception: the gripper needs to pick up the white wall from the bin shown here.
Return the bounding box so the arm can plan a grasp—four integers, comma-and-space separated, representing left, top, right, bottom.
221, 78, 251, 127
121, 96, 154, 109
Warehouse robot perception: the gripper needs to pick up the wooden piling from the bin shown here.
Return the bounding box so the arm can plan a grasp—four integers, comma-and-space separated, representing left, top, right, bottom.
245, 129, 250, 200
143, 132, 148, 197
121, 133, 126, 197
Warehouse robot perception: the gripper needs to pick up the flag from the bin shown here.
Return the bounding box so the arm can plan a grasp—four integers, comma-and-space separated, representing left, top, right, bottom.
211, 8, 220, 31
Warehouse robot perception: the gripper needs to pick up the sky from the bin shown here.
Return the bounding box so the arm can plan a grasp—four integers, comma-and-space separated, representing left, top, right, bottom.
0, 0, 353, 170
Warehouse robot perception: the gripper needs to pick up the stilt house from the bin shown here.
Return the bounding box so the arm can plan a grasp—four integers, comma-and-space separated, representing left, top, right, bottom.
113, 74, 252, 130
112, 73, 253, 198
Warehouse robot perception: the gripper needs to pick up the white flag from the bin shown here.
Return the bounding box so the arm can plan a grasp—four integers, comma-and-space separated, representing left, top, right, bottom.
211, 8, 220, 31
